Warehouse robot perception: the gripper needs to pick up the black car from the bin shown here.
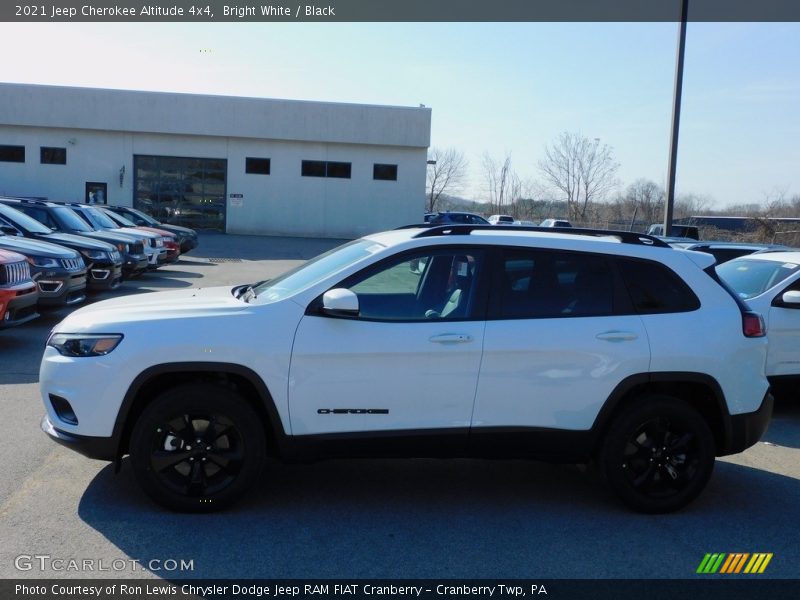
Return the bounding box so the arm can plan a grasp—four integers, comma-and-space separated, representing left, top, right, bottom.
0, 198, 147, 279
0, 201, 122, 291
0, 231, 87, 307
110, 205, 198, 254
424, 211, 490, 225
671, 241, 791, 265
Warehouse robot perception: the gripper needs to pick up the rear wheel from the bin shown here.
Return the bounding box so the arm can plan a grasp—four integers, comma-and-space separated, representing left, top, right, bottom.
130, 383, 266, 512
600, 395, 715, 513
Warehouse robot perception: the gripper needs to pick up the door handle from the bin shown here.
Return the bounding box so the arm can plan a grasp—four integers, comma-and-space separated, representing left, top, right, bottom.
595, 330, 638, 342
429, 334, 473, 344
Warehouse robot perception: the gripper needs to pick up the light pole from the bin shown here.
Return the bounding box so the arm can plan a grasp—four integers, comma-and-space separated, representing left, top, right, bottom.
664, 0, 689, 237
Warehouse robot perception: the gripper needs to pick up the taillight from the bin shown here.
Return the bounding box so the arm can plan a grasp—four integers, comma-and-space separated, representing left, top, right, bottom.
742, 312, 766, 337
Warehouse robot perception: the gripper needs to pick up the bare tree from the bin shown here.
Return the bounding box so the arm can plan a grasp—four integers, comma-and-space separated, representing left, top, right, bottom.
625, 179, 665, 226
538, 132, 620, 222
426, 147, 468, 213
482, 152, 515, 215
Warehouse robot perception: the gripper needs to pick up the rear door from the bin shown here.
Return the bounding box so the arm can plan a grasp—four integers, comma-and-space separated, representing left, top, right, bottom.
472, 248, 650, 433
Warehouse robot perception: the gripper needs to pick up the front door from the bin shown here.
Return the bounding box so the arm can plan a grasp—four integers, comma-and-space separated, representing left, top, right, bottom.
288, 248, 487, 449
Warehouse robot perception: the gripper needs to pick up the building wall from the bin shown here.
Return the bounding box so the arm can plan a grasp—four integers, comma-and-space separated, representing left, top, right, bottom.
0, 84, 431, 238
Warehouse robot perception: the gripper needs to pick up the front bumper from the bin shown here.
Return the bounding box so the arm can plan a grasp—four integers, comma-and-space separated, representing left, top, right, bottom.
721, 390, 774, 456
35, 270, 88, 307
1, 284, 39, 328
179, 237, 198, 254
122, 253, 148, 277
41, 414, 117, 461
86, 261, 123, 291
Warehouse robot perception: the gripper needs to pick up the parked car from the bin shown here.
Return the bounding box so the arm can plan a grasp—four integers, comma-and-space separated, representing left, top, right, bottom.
0, 249, 39, 329
488, 214, 515, 225
0, 198, 147, 279
100, 208, 180, 264
41, 226, 772, 514
110, 205, 198, 254
424, 211, 489, 225
670, 241, 790, 265
0, 231, 87, 307
0, 201, 122, 291
647, 223, 700, 240
539, 218, 573, 228
64, 203, 167, 270
716, 251, 800, 399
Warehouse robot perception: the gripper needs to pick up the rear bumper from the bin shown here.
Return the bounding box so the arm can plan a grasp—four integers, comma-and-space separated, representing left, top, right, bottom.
41, 414, 117, 461
721, 390, 774, 456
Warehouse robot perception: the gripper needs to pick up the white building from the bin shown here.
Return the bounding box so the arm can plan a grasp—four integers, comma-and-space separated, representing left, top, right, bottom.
0, 83, 431, 238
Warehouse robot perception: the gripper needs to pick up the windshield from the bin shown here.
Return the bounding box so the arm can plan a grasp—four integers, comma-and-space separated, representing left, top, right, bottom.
53, 207, 94, 232
0, 205, 52, 234
85, 207, 119, 229
716, 258, 800, 299
105, 209, 136, 227
128, 208, 158, 226
252, 239, 384, 304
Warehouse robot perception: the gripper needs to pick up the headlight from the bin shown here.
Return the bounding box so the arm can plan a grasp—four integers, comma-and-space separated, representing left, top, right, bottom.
27, 256, 60, 268
81, 249, 109, 261
47, 333, 123, 357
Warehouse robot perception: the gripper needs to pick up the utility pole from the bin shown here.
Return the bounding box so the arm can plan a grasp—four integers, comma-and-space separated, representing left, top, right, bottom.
664, 0, 688, 237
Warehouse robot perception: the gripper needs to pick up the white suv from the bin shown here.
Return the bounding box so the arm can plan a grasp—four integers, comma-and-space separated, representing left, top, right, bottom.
40, 225, 773, 513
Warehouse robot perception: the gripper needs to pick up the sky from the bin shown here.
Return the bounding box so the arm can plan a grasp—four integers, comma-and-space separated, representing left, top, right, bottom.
2, 20, 799, 208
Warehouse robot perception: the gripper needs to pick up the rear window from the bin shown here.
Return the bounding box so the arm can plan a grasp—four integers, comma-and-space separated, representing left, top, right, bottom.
617, 258, 700, 314
716, 259, 800, 300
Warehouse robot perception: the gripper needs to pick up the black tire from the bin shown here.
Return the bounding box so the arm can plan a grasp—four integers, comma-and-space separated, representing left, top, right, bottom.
600, 395, 715, 514
130, 383, 266, 512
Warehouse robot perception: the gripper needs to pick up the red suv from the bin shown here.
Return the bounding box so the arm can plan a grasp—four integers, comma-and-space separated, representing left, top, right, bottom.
0, 249, 39, 329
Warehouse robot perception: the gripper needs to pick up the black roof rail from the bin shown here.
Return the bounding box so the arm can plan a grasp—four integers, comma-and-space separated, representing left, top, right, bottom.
404, 224, 671, 247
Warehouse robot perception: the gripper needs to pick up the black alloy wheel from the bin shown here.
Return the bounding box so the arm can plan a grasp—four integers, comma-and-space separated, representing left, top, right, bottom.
130, 384, 266, 512
600, 395, 715, 514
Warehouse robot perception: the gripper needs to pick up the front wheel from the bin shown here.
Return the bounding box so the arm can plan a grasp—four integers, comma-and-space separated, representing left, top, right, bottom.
600, 395, 715, 513
130, 383, 266, 512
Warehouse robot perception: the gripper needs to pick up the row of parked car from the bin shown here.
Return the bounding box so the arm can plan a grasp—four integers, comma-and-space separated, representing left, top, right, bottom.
0, 197, 199, 331
424, 211, 573, 228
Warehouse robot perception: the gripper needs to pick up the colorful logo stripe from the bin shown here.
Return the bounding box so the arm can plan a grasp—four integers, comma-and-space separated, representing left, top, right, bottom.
697, 553, 772, 574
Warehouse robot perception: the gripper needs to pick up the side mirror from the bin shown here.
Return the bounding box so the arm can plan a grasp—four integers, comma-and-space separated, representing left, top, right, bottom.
779, 290, 800, 307
322, 288, 359, 317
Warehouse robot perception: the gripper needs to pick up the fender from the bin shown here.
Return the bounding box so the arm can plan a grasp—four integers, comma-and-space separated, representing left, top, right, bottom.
111, 362, 288, 468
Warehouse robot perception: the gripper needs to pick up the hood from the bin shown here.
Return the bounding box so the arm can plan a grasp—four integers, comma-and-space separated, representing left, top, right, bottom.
115, 226, 159, 240
0, 235, 79, 259
137, 226, 175, 239
0, 248, 26, 263
157, 223, 196, 237
57, 286, 249, 331
34, 231, 116, 252
81, 230, 142, 245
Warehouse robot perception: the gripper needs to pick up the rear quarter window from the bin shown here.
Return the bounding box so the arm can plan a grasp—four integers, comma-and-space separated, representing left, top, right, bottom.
617, 258, 700, 314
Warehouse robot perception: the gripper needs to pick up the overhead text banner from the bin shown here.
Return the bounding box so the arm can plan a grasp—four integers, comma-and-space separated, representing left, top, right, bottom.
3, 0, 800, 23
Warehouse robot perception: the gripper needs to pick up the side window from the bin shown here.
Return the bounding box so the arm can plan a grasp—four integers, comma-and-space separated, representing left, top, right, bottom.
344, 249, 483, 321
617, 258, 700, 314
497, 249, 615, 319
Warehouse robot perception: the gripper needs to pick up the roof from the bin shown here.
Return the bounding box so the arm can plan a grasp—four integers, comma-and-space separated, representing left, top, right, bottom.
726, 251, 800, 263
0, 82, 432, 148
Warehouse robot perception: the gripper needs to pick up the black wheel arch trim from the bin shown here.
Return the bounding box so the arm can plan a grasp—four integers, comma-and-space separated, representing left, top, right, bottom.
589, 371, 732, 453
111, 362, 287, 465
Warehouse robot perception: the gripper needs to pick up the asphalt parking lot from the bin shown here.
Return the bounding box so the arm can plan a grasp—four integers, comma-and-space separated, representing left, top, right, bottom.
1, 231, 799, 581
